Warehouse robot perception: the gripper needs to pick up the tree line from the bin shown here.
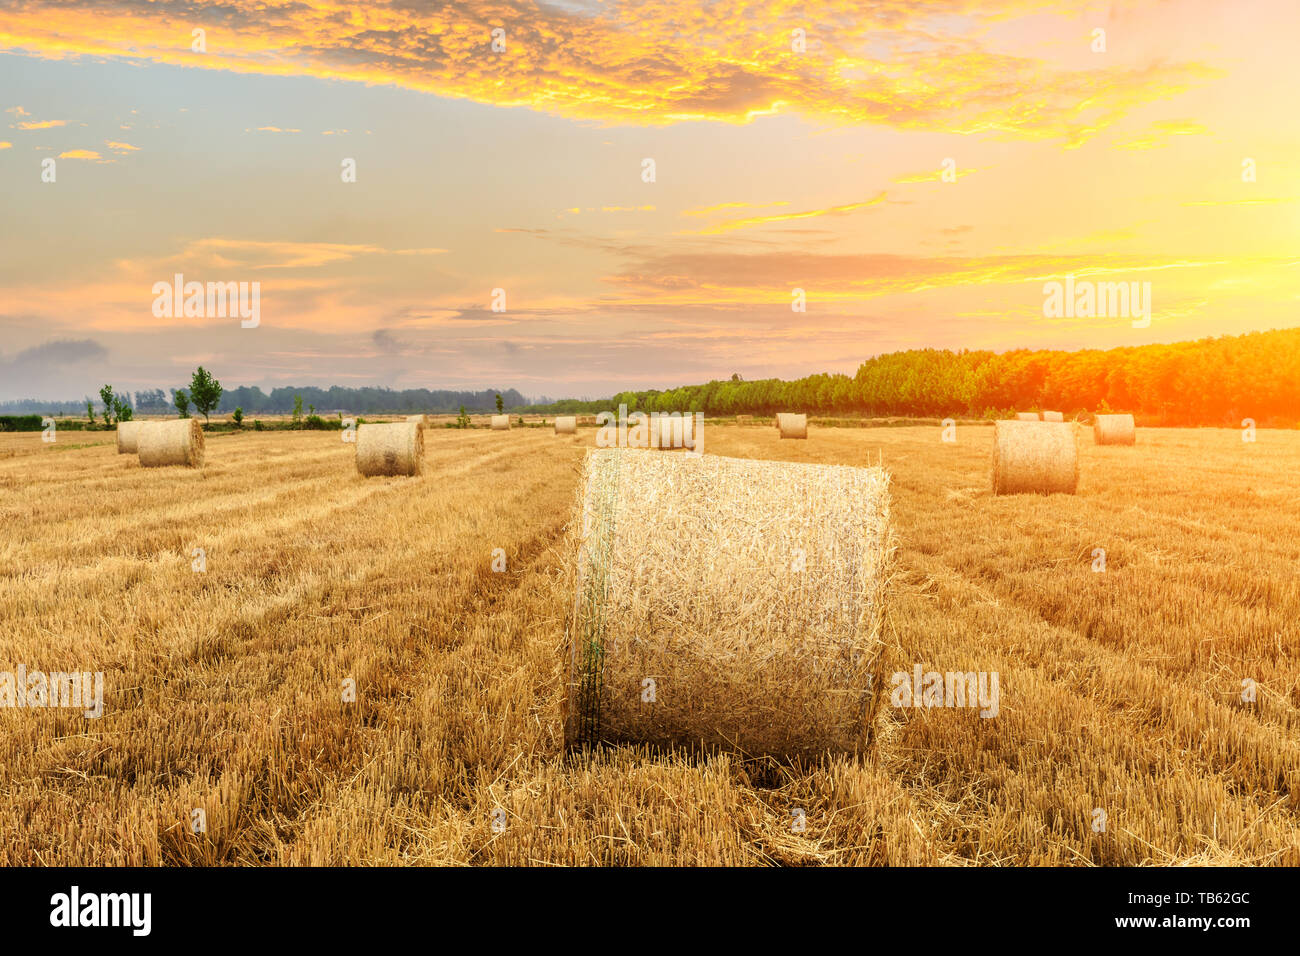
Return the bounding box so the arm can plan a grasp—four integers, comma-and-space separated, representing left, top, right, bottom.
528, 327, 1300, 426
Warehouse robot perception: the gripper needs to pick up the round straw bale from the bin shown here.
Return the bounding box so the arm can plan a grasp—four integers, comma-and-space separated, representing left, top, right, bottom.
1015, 412, 1041, 422
116, 420, 143, 454
1042, 410, 1064, 422
647, 414, 700, 451
490, 414, 511, 430
137, 419, 205, 468
555, 416, 577, 435
355, 420, 424, 477
405, 414, 428, 425
991, 420, 1078, 494
777, 412, 808, 439
564, 448, 892, 758
1093, 413, 1136, 446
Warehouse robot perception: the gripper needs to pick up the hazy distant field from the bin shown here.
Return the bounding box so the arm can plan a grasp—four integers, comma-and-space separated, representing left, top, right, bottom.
1, 423, 1296, 865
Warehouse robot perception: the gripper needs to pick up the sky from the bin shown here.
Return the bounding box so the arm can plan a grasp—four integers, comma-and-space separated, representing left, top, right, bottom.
1, 0, 1297, 402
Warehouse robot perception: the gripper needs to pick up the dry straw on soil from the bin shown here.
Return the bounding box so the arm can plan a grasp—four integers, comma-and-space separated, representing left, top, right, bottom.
137, 419, 204, 468
1015, 412, 1041, 422
1042, 411, 1065, 422
491, 415, 511, 431
564, 448, 892, 758
115, 421, 143, 454
777, 413, 808, 439
1094, 413, 1136, 446
735, 414, 754, 426
355, 421, 424, 477
991, 420, 1078, 494
647, 414, 700, 451
555, 416, 577, 435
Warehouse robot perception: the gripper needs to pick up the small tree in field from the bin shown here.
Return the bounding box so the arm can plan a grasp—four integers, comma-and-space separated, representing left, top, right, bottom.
174, 389, 191, 418
291, 394, 303, 428
189, 366, 223, 423
99, 385, 115, 426
86, 400, 95, 426
495, 393, 504, 414
232, 407, 244, 427
457, 405, 471, 428
112, 395, 133, 422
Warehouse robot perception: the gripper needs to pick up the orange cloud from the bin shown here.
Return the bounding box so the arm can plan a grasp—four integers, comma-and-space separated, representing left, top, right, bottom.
57, 148, 103, 160
689, 192, 890, 235
15, 119, 66, 130
0, 1, 1215, 142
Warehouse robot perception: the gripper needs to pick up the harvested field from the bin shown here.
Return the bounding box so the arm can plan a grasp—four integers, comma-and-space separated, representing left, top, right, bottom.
1, 423, 1297, 865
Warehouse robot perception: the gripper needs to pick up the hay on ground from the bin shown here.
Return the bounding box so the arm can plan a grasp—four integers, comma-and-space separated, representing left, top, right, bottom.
735, 414, 753, 426
564, 448, 892, 758
1093, 413, 1136, 446
115, 420, 143, 455
555, 416, 577, 435
991, 420, 1078, 494
1042, 410, 1064, 422
777, 413, 808, 439
1015, 412, 1041, 422
137, 419, 205, 468
491, 415, 511, 431
355, 420, 424, 477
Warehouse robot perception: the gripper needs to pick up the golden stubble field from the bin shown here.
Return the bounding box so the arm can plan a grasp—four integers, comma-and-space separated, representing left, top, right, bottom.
1, 422, 1297, 865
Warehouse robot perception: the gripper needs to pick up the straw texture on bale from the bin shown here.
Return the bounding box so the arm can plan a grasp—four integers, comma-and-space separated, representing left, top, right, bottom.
355, 420, 424, 477
564, 448, 892, 758
777, 412, 808, 439
1015, 412, 1041, 422
137, 419, 205, 468
115, 420, 143, 454
1042, 410, 1064, 422
991, 420, 1078, 495
1094, 413, 1136, 446
405, 414, 429, 425
490, 415, 511, 431
554, 416, 577, 435
647, 414, 700, 451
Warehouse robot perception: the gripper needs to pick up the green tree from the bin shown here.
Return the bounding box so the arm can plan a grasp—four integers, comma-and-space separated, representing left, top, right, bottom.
98, 385, 115, 426
112, 394, 133, 423
189, 366, 223, 423
495, 393, 504, 414
232, 407, 244, 426
174, 389, 191, 418
291, 394, 303, 427
457, 404, 471, 429
86, 400, 95, 426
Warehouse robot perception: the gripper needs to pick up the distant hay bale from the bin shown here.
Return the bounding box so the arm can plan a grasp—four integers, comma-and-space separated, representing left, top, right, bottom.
991, 420, 1078, 495
115, 420, 143, 454
1015, 412, 1041, 422
647, 414, 700, 451
491, 415, 511, 431
1042, 410, 1064, 422
137, 419, 204, 468
1094, 413, 1136, 446
555, 416, 577, 435
577, 415, 597, 426
564, 448, 892, 758
355, 420, 424, 477
777, 413, 808, 439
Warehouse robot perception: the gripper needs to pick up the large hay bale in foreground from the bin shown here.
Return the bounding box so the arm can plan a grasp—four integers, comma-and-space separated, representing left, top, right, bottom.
991, 420, 1077, 494
1015, 412, 1041, 422
116, 420, 143, 454
564, 448, 892, 758
1042, 410, 1064, 422
647, 414, 700, 451
355, 420, 424, 477
490, 415, 511, 431
777, 413, 808, 439
1094, 413, 1136, 446
555, 416, 577, 435
137, 419, 204, 468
